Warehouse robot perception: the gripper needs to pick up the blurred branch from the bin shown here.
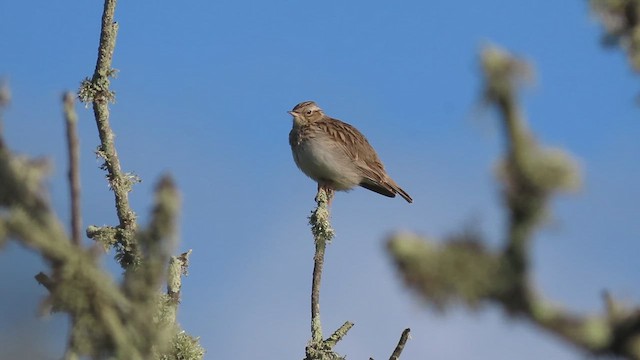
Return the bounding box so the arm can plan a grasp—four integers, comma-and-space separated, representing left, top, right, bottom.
590, 0, 640, 72
78, 0, 140, 268
387, 44, 640, 359
482, 45, 578, 312
0, 79, 10, 149
120, 175, 182, 357
0, 1, 204, 358
0, 124, 140, 357
63, 92, 82, 246
0, 127, 201, 358
167, 250, 192, 305
34, 271, 54, 291
158, 249, 192, 338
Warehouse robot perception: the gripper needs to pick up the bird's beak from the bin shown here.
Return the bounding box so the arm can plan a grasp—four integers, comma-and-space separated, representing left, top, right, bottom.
287, 110, 296, 116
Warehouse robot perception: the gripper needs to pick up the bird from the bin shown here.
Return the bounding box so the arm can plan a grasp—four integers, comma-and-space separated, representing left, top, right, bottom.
288, 101, 412, 203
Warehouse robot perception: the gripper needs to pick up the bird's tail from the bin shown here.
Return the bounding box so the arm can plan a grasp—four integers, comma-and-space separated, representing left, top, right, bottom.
360, 177, 413, 203
389, 181, 413, 203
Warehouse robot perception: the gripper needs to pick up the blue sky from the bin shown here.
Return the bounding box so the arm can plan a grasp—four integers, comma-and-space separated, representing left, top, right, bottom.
1, 0, 639, 359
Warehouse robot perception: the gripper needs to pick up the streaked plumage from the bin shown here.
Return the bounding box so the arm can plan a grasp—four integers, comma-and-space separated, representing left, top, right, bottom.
288, 101, 412, 203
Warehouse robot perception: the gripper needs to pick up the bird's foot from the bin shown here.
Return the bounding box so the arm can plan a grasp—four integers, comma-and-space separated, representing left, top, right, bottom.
315, 185, 335, 206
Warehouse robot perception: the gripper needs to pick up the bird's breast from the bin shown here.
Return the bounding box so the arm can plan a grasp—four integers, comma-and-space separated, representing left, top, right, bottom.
289, 127, 361, 190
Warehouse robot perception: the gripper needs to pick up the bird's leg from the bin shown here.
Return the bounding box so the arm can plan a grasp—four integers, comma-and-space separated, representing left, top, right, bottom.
316, 183, 335, 206
326, 188, 334, 206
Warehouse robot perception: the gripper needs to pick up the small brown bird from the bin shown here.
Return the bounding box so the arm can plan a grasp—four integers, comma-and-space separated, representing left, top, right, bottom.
288, 101, 412, 203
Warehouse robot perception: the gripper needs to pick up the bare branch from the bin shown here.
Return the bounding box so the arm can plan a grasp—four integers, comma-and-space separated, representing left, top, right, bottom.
389, 328, 411, 360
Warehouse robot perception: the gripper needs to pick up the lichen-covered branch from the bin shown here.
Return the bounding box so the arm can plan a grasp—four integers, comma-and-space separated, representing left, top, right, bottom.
0, 77, 203, 358
387, 44, 640, 359
308, 188, 334, 344
165, 250, 192, 327
0, 133, 202, 358
120, 176, 181, 357
78, 0, 140, 268
168, 250, 192, 303
304, 189, 351, 360
63, 92, 82, 246
0, 128, 139, 358
305, 188, 351, 360
304, 189, 409, 360
323, 321, 354, 349
482, 45, 579, 311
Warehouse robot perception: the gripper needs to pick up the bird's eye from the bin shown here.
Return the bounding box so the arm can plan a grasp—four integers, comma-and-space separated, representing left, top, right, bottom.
305, 110, 313, 115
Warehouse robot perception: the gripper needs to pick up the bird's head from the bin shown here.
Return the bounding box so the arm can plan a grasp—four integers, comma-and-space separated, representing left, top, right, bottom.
288, 101, 324, 125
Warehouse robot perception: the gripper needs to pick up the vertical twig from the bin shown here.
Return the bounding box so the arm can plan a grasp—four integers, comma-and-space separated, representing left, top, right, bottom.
480, 46, 542, 310
308, 188, 334, 343
167, 250, 192, 303
62, 92, 82, 359
311, 236, 326, 342
63, 92, 82, 246
305, 189, 360, 359
91, 0, 136, 233
165, 250, 192, 325
80, 0, 140, 267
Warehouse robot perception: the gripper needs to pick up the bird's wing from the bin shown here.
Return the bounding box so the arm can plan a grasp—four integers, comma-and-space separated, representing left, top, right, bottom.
316, 117, 413, 203
317, 117, 394, 189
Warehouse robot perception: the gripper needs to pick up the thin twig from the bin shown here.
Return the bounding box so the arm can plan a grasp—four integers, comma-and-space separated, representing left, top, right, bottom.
63, 92, 82, 246
324, 321, 354, 348
308, 188, 334, 343
305, 188, 358, 360
389, 328, 411, 360
34, 271, 54, 291
63, 91, 84, 360
311, 233, 326, 342
91, 0, 136, 232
